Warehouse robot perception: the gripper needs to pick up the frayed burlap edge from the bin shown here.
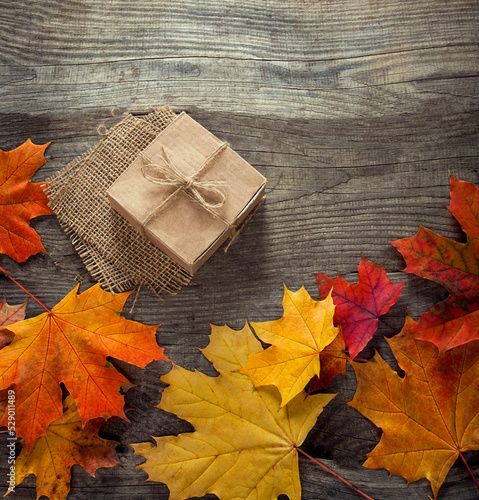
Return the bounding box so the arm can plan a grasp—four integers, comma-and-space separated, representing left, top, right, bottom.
45, 106, 192, 297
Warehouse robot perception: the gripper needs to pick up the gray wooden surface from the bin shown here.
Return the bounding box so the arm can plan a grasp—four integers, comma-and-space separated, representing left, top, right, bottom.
1, 0, 478, 499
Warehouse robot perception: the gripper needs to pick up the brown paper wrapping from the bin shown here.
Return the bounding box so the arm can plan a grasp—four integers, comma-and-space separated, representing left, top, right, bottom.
107, 112, 266, 274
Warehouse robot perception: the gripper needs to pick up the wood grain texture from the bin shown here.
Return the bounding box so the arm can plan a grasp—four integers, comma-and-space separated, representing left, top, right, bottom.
0, 0, 478, 498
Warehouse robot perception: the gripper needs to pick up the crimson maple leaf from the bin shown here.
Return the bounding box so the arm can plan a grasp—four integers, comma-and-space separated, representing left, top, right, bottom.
317, 255, 403, 359
0, 139, 54, 262
391, 177, 479, 351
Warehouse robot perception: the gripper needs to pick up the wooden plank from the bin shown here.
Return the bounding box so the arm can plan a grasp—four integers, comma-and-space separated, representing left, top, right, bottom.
1, 1, 478, 118
0, 0, 478, 498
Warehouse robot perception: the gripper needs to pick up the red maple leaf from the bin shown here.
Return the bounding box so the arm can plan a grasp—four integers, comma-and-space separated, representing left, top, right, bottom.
0, 139, 54, 262
317, 255, 403, 359
391, 177, 479, 351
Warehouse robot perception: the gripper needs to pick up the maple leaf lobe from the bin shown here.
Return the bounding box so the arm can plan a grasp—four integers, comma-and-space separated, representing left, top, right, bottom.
0, 297, 27, 327
448, 177, 479, 240
0, 139, 54, 262
307, 329, 347, 391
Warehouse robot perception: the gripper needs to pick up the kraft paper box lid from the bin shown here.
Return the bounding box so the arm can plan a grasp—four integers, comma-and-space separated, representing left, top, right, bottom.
106, 112, 266, 274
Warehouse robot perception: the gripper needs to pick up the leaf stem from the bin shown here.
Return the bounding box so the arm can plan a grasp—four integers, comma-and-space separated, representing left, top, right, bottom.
0, 266, 50, 313
297, 448, 375, 500
459, 451, 479, 491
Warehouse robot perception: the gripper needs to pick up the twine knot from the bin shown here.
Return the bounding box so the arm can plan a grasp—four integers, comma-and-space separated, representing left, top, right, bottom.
141, 144, 227, 210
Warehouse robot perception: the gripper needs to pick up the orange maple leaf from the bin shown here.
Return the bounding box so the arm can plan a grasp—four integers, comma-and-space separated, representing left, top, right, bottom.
11, 394, 119, 500
239, 285, 339, 406
0, 139, 54, 262
0, 283, 167, 450
349, 317, 479, 498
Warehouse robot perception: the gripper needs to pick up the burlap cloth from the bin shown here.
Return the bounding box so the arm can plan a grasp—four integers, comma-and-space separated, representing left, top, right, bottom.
45, 106, 192, 297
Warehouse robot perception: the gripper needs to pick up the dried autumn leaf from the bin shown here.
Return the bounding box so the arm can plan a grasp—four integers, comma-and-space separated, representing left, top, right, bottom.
349, 317, 479, 498
133, 323, 335, 500
0, 283, 166, 450
317, 255, 403, 359
0, 297, 27, 348
12, 394, 119, 500
391, 177, 479, 351
0, 139, 54, 262
239, 285, 339, 406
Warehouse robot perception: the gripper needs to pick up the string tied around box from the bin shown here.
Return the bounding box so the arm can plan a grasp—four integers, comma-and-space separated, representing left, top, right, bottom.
139, 142, 241, 249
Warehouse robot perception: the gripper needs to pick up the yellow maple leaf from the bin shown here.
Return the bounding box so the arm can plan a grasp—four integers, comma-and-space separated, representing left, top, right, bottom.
239, 285, 339, 406
11, 394, 119, 500
133, 323, 335, 500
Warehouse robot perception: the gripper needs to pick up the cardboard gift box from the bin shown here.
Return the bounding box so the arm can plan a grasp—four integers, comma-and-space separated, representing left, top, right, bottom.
106, 112, 266, 274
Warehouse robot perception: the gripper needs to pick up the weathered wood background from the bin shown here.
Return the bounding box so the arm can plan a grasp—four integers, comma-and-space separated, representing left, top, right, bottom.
1, 0, 478, 498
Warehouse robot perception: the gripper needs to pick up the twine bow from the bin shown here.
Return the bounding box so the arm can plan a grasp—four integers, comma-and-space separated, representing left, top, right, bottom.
139, 142, 235, 235
141, 145, 227, 210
